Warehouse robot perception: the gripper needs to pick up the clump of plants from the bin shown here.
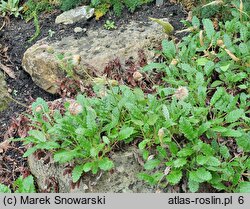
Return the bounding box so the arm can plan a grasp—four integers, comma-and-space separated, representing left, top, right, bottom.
58, 0, 154, 19
0, 0, 23, 17
8, 0, 250, 193
0, 175, 36, 193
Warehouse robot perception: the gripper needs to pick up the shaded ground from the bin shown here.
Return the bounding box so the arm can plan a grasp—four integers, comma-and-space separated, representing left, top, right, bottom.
0, 1, 187, 189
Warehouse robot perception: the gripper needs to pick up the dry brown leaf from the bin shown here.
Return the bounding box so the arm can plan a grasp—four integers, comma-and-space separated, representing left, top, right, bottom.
0, 140, 10, 153
0, 62, 16, 79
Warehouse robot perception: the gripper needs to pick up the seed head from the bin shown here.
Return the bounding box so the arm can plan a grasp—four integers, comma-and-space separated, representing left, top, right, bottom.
133, 71, 143, 81
174, 86, 189, 100
69, 101, 83, 115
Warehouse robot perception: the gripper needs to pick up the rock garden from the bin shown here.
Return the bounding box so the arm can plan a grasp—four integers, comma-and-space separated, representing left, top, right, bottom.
0, 0, 249, 193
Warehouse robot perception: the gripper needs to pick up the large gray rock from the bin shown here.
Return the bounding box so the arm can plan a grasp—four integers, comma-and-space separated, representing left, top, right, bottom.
28, 148, 162, 193
55, 6, 94, 25
22, 20, 168, 94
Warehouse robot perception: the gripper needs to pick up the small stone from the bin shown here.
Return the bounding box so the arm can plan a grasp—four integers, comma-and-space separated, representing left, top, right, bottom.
74, 27, 83, 33
55, 6, 94, 25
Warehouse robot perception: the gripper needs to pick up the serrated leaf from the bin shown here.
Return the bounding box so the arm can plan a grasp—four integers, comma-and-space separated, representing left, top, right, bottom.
90, 147, 98, 157
144, 159, 161, 170
196, 168, 212, 181
82, 162, 93, 172
0, 184, 11, 193
220, 145, 230, 159
196, 155, 209, 165
210, 87, 224, 106
147, 114, 159, 125
192, 16, 200, 28
179, 117, 197, 141
14, 175, 36, 193
204, 61, 215, 76
173, 158, 187, 168
98, 157, 114, 171
23, 146, 38, 157
188, 179, 200, 193
162, 105, 170, 120
202, 19, 215, 40
225, 109, 244, 123
210, 80, 223, 88
162, 40, 176, 60
196, 57, 209, 66
28, 130, 46, 142
177, 148, 194, 157
157, 146, 167, 159
189, 171, 204, 183
235, 132, 250, 152
198, 122, 211, 136
221, 129, 243, 137
72, 165, 84, 183
138, 139, 150, 150
142, 62, 167, 72
206, 156, 221, 167
86, 107, 97, 131
137, 173, 156, 185
118, 127, 134, 141
166, 170, 182, 185
236, 182, 250, 193
54, 150, 79, 163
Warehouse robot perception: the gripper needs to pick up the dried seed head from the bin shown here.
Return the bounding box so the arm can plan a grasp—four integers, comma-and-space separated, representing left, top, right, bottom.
158, 128, 165, 140
174, 86, 189, 100
72, 55, 81, 66
133, 71, 143, 81
217, 39, 224, 47
69, 101, 83, 115
99, 88, 107, 98
170, 59, 178, 66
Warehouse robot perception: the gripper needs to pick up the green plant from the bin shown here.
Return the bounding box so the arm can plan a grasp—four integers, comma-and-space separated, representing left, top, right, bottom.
0, 0, 23, 17
139, 5, 250, 192
0, 175, 36, 193
23, 0, 58, 42
10, 1, 250, 193
59, 0, 88, 11
104, 20, 116, 30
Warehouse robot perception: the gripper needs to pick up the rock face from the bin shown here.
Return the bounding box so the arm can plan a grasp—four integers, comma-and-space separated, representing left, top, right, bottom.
55, 6, 94, 25
0, 72, 10, 111
22, 20, 168, 94
28, 148, 158, 193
